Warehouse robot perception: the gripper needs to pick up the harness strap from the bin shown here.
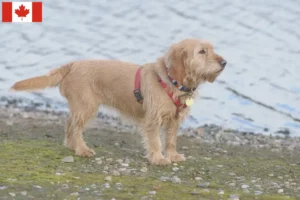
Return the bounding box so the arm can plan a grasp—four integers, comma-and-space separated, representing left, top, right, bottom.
134, 67, 143, 103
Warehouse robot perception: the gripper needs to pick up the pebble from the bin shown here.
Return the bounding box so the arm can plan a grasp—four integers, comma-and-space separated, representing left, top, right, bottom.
171, 176, 181, 184
255, 191, 263, 195
62, 184, 69, 189
229, 172, 236, 176
124, 159, 130, 164
181, 146, 189, 150
160, 176, 169, 182
278, 176, 283, 179
106, 158, 113, 163
201, 189, 210, 193
190, 191, 200, 195
61, 156, 74, 163
70, 192, 79, 196
95, 157, 102, 161
91, 184, 97, 188
121, 163, 129, 167
112, 170, 120, 176
195, 177, 202, 181
20, 191, 27, 196
119, 168, 127, 172
105, 176, 112, 181
116, 159, 123, 164
104, 166, 109, 170
56, 172, 62, 176
33, 185, 42, 189
229, 194, 240, 200
116, 183, 123, 190
216, 165, 223, 168
278, 189, 284, 193
172, 167, 179, 172
241, 184, 249, 189
9, 192, 16, 197
0, 186, 7, 190
140, 167, 148, 173
197, 182, 210, 188
228, 183, 236, 187
269, 173, 274, 177
217, 189, 224, 195
85, 188, 90, 191
104, 183, 110, 189
148, 191, 156, 195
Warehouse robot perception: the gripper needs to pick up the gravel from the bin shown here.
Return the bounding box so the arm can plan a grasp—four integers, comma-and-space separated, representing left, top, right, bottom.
61, 156, 74, 163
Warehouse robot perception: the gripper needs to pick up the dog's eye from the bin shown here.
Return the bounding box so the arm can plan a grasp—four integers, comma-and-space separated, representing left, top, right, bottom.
199, 49, 206, 54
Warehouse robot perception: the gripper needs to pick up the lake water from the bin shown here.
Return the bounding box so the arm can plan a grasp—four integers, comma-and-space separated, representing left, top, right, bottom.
1, 0, 299, 135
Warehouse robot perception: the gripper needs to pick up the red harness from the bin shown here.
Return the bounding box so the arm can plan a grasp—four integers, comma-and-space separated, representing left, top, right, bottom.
134, 68, 187, 113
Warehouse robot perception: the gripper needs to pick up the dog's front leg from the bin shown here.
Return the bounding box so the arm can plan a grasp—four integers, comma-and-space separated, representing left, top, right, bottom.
164, 120, 186, 162
141, 122, 171, 165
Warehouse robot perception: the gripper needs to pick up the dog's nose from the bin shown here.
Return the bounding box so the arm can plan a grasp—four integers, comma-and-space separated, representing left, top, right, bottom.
219, 60, 227, 68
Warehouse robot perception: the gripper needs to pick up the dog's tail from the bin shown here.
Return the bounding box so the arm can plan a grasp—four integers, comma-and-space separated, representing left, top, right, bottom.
10, 62, 73, 92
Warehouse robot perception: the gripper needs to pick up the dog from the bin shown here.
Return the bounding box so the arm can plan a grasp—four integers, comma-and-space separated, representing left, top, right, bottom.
10, 39, 226, 165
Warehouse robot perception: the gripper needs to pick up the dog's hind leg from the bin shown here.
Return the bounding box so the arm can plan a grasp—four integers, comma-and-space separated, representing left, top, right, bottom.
65, 96, 99, 157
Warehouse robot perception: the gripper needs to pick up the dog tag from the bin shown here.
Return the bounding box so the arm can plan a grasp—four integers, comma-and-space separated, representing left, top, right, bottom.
185, 98, 194, 106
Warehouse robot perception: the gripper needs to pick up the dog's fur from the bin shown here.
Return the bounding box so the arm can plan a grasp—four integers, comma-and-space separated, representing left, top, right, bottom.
10, 39, 225, 165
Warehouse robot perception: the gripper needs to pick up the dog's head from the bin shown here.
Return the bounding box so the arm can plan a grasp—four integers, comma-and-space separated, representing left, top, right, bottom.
164, 39, 226, 89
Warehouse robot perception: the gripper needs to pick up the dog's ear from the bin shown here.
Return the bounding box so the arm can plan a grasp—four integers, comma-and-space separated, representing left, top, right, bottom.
164, 44, 187, 71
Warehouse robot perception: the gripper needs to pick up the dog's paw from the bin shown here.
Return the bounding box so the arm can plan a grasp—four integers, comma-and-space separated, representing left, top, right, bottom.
75, 147, 96, 157
167, 153, 186, 162
151, 157, 172, 165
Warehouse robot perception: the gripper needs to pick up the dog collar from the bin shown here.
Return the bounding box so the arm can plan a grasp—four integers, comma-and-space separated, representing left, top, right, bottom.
166, 68, 196, 92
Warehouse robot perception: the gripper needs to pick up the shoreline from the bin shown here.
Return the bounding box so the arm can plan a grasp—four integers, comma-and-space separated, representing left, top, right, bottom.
1, 105, 300, 199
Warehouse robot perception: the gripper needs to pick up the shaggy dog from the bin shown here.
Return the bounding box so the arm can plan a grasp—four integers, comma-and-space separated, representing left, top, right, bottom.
10, 39, 226, 165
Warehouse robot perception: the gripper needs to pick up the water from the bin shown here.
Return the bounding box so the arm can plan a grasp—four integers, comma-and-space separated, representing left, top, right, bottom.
1, 0, 300, 135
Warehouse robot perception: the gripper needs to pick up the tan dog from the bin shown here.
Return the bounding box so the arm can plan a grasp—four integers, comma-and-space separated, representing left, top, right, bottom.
10, 39, 226, 165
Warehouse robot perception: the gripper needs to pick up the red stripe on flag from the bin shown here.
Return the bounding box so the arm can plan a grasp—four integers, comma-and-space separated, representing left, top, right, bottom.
2, 2, 12, 22
32, 2, 42, 22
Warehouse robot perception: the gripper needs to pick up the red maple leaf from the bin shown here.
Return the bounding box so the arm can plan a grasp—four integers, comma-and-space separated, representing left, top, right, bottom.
15, 4, 30, 21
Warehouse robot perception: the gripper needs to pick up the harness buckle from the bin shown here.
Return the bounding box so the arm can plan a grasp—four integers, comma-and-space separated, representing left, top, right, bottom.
134, 89, 143, 103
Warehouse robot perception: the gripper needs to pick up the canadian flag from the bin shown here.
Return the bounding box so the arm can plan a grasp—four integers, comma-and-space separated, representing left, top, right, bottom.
2, 2, 42, 22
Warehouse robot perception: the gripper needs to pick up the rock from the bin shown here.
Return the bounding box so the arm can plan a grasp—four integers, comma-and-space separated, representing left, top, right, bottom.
104, 183, 110, 189
70, 192, 79, 196
118, 168, 127, 172
228, 183, 236, 187
112, 170, 120, 176
197, 182, 210, 188
91, 184, 97, 188
33, 185, 42, 189
181, 146, 189, 150
106, 158, 113, 163
241, 184, 249, 189
20, 191, 27, 196
251, 180, 256, 183
140, 167, 148, 173
62, 156, 74, 163
0, 186, 7, 190
105, 176, 112, 181
190, 191, 200, 195
56, 172, 62, 176
62, 184, 69, 189
121, 163, 129, 167
201, 189, 210, 193
285, 182, 291, 188
172, 167, 179, 172
124, 159, 130, 164
148, 191, 156, 195
229, 172, 236, 176
278, 189, 284, 193
95, 157, 102, 161
9, 192, 16, 197
171, 176, 181, 184
269, 173, 274, 177
116, 183, 123, 190
255, 191, 263, 195
217, 189, 224, 195
97, 160, 102, 164
229, 194, 239, 200
116, 159, 123, 164
85, 188, 90, 191
159, 176, 169, 182
195, 177, 202, 181
216, 165, 223, 168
